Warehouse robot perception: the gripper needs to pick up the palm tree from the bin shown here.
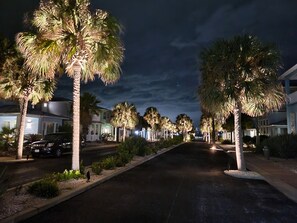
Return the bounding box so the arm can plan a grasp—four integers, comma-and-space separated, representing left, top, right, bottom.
80, 92, 100, 140
176, 114, 193, 141
0, 48, 55, 159
143, 107, 161, 141
198, 34, 285, 171
110, 102, 138, 142
160, 116, 172, 139
16, 0, 124, 170
168, 122, 178, 138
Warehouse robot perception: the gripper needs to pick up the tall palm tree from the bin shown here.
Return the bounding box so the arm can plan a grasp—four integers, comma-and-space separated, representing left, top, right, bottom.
0, 48, 55, 159
80, 92, 100, 140
16, 0, 124, 170
110, 102, 138, 142
143, 107, 161, 141
198, 34, 285, 171
176, 114, 193, 141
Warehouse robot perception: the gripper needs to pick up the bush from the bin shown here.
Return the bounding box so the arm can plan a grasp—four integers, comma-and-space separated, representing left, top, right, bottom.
100, 156, 117, 170
117, 149, 134, 164
91, 162, 102, 175
262, 134, 297, 158
118, 136, 148, 156
80, 160, 85, 175
153, 136, 183, 150
115, 155, 126, 167
51, 169, 84, 182
221, 139, 232, 144
28, 179, 59, 198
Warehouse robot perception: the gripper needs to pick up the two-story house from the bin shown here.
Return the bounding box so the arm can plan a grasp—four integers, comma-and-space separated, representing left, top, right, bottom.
85, 107, 116, 142
279, 64, 297, 134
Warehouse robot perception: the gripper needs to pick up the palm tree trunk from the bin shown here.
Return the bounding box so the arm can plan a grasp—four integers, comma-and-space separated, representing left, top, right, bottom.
234, 101, 246, 171
255, 117, 260, 147
211, 116, 215, 143
16, 98, 28, 159
72, 67, 81, 171
123, 126, 126, 142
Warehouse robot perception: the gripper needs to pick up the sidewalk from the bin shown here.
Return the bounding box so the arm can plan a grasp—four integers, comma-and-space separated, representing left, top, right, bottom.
218, 144, 297, 203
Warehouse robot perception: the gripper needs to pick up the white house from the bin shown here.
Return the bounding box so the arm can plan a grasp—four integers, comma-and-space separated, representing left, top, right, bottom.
279, 64, 297, 134
0, 97, 116, 141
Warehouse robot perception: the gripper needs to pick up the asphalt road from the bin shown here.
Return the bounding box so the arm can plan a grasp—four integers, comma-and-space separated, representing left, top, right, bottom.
1, 145, 117, 188
22, 142, 297, 223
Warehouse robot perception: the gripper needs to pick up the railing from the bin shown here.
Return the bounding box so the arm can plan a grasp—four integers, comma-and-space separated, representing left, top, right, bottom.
288, 91, 297, 105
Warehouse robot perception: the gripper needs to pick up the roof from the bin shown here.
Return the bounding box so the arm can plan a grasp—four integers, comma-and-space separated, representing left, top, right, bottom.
0, 105, 69, 119
279, 64, 297, 80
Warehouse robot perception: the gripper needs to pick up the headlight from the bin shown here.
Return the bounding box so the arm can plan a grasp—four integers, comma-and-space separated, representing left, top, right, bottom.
47, 143, 55, 147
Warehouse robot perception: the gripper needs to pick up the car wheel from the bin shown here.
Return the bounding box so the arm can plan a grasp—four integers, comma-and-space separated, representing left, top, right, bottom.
55, 149, 62, 157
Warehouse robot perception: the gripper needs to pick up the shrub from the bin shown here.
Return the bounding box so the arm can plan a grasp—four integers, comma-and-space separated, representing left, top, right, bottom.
262, 134, 297, 158
100, 156, 117, 170
153, 136, 182, 150
51, 169, 84, 182
117, 136, 148, 157
117, 149, 134, 164
28, 179, 59, 198
91, 162, 102, 175
115, 155, 126, 167
80, 160, 85, 175
221, 139, 232, 144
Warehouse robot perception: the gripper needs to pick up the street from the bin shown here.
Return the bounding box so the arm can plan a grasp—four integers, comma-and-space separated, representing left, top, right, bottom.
0, 144, 117, 188
21, 142, 297, 223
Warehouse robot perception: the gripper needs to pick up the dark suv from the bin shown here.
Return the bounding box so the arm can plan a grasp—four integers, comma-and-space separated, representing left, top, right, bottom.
30, 132, 85, 157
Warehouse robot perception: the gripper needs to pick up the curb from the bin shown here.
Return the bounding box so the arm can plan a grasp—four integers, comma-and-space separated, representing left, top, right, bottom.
1, 143, 184, 223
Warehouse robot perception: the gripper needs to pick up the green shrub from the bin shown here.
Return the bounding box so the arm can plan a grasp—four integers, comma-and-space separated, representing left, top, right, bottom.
117, 136, 148, 157
80, 160, 85, 175
153, 136, 183, 150
262, 134, 297, 158
0, 166, 8, 197
91, 162, 102, 175
117, 149, 134, 164
221, 139, 232, 144
51, 169, 84, 182
115, 155, 126, 167
28, 179, 59, 198
100, 156, 117, 170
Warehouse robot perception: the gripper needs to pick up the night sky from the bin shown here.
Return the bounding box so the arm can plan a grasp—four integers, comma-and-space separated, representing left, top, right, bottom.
1, 0, 297, 126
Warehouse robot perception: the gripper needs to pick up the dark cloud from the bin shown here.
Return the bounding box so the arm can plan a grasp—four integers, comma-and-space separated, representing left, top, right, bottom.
1, 0, 297, 126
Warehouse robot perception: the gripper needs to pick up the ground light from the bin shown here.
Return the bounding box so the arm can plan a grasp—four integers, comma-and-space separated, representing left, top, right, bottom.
209, 145, 224, 152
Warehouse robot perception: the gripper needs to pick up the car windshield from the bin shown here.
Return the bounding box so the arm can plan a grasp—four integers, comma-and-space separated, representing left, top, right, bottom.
43, 134, 67, 141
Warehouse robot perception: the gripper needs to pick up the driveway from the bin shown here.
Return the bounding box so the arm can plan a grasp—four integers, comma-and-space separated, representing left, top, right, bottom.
21, 142, 297, 223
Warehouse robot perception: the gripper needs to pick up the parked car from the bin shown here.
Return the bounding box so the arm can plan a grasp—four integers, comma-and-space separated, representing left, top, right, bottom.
30, 132, 85, 157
